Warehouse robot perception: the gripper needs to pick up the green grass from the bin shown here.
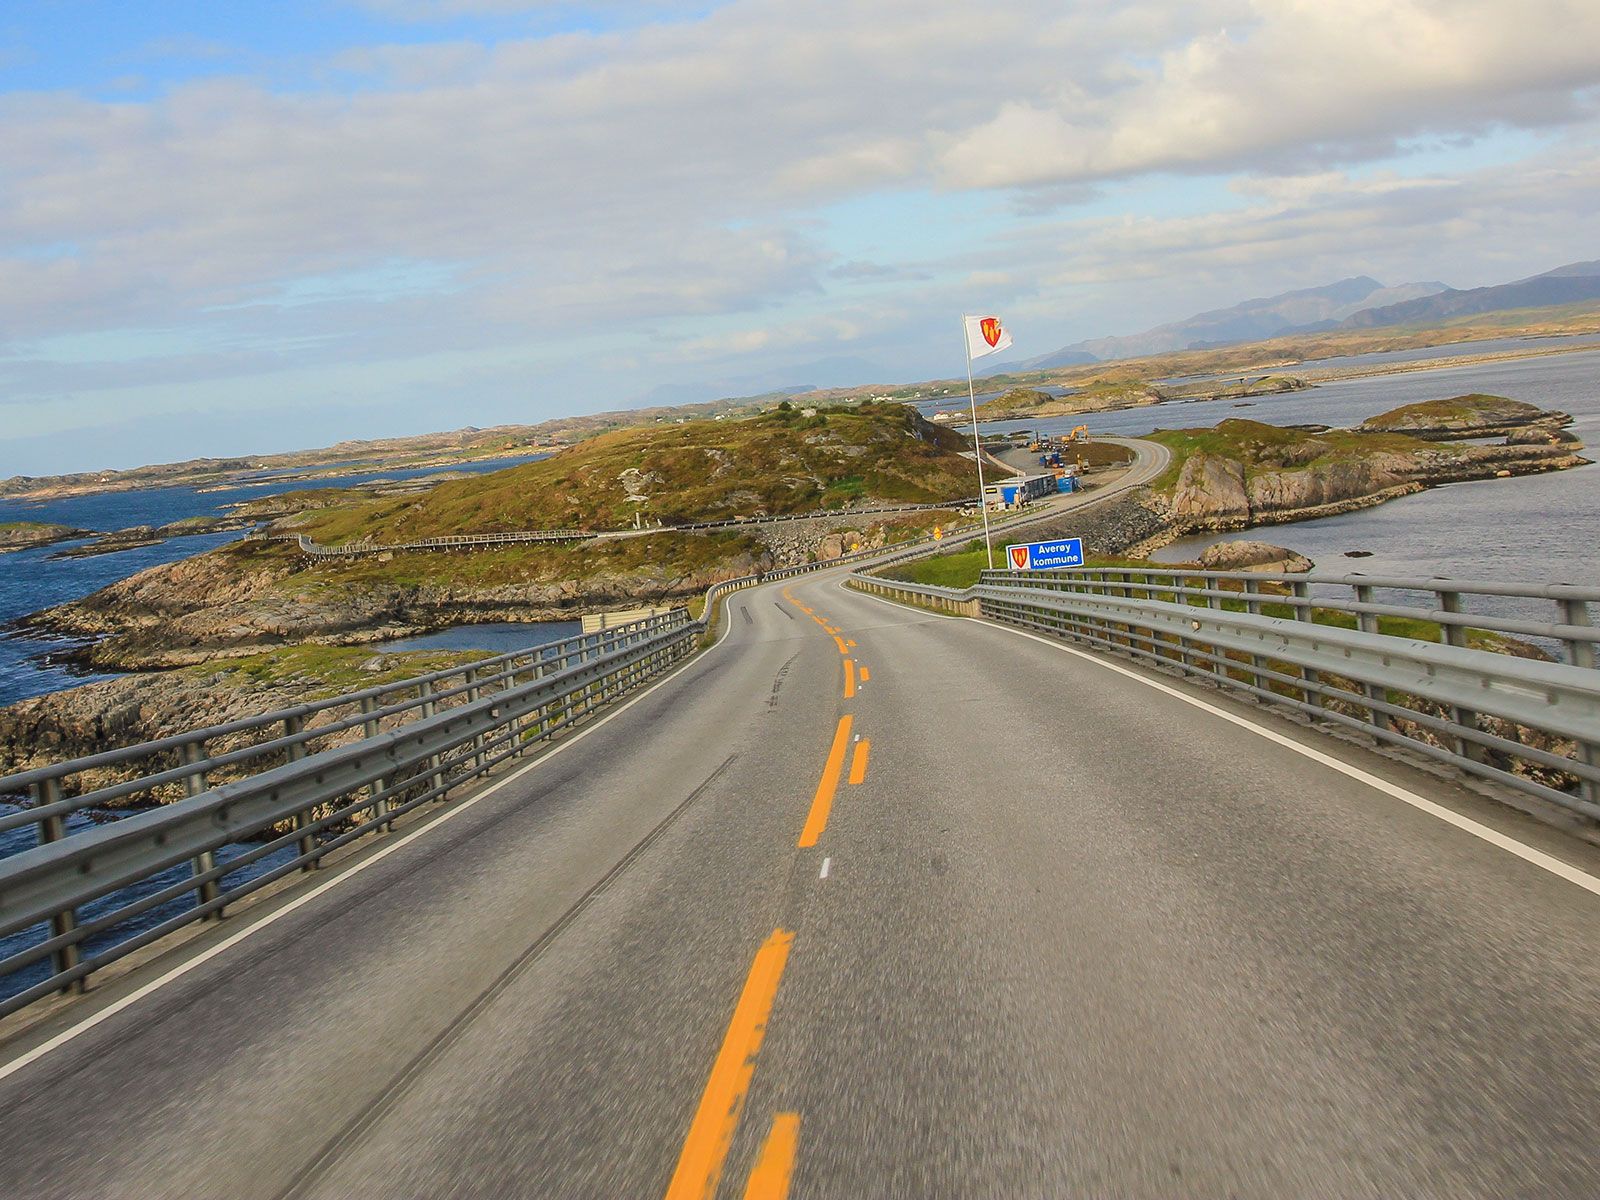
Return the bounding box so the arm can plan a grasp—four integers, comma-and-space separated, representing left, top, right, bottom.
179, 644, 492, 698
0, 520, 77, 534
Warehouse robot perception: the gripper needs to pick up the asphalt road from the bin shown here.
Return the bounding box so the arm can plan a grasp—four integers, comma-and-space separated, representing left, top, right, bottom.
5, 500, 1600, 1195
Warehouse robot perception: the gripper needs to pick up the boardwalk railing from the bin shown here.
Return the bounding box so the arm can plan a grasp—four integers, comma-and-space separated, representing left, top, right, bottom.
850, 566, 1600, 820
286, 499, 978, 560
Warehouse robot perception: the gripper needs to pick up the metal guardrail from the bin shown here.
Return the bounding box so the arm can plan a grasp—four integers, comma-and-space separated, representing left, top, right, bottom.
849, 566, 1600, 820
287, 499, 979, 560
0, 613, 700, 1015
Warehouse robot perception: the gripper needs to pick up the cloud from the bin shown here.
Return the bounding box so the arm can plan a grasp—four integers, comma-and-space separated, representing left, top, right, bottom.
1, 0, 1598, 471
938, 0, 1600, 186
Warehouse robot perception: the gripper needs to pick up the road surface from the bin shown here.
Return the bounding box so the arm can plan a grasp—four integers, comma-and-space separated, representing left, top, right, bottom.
4, 539, 1600, 1196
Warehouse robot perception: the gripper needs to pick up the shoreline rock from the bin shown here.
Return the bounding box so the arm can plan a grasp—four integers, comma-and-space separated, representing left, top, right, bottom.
1194, 540, 1314, 573
0, 522, 94, 553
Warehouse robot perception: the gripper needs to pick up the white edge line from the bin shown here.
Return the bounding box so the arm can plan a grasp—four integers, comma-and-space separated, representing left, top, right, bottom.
846, 581, 1600, 899
0, 613, 742, 1084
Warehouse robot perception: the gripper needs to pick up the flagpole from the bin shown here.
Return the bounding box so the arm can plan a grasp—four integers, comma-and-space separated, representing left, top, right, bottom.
963, 315, 995, 571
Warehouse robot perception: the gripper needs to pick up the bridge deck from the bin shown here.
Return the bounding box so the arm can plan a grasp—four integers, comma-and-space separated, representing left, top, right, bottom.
3, 567, 1599, 1197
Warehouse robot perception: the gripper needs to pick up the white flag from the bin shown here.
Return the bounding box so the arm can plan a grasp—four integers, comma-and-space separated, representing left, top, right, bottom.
964, 314, 1013, 360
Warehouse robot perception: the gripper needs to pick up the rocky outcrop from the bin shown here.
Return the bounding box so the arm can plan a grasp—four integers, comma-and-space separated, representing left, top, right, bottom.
0, 522, 92, 553
1152, 425, 1586, 540
1196, 540, 1313, 573
48, 515, 252, 559
1359, 394, 1575, 441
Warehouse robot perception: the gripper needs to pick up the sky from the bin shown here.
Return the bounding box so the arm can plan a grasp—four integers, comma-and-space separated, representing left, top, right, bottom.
1, 0, 1598, 476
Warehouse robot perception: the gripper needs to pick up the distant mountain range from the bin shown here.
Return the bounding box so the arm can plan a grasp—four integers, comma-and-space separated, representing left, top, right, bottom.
1336, 259, 1600, 328
986, 258, 1600, 374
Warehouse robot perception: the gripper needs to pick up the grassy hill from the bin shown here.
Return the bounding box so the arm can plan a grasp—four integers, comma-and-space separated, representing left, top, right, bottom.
301, 402, 977, 546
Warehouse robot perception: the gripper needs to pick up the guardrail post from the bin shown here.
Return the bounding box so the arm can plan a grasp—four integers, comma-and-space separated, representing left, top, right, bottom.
465, 667, 487, 778
360, 696, 392, 829
285, 714, 319, 866
419, 682, 448, 796
32, 778, 84, 993
1559, 599, 1598, 804
1437, 590, 1484, 763
1352, 584, 1387, 731
1559, 597, 1596, 669
512, 656, 540, 758
181, 741, 223, 917
1242, 580, 1267, 696
1289, 580, 1319, 707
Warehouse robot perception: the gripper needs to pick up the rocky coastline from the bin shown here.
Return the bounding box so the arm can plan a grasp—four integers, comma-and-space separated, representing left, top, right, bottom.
3, 395, 1589, 793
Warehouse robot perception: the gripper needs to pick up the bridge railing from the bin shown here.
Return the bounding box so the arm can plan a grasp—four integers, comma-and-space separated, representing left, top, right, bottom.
849, 566, 1600, 821
0, 612, 696, 1015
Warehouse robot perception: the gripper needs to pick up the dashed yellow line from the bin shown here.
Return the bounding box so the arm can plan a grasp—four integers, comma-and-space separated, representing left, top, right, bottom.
664, 930, 796, 1200
799, 715, 853, 847
742, 1113, 800, 1200
859, 665, 871, 683
848, 739, 870, 785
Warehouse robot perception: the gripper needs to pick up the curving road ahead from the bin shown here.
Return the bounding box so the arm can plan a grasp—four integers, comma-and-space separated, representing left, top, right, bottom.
5, 480, 1600, 1197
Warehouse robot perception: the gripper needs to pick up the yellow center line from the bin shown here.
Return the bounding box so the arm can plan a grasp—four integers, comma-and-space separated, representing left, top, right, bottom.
831, 635, 848, 655
848, 739, 870, 785
843, 658, 855, 699
859, 665, 871, 683
742, 1113, 800, 1200
664, 929, 796, 1200
798, 715, 853, 848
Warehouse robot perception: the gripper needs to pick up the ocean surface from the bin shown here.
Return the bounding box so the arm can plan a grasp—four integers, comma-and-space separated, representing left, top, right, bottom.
1153, 332, 1600, 386
0, 454, 556, 707
970, 343, 1600, 595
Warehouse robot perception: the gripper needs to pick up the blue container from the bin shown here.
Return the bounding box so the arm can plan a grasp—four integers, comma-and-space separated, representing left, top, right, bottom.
1056, 476, 1078, 493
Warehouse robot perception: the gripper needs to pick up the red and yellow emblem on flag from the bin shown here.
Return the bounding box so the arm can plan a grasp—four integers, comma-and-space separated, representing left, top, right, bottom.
963, 314, 1013, 360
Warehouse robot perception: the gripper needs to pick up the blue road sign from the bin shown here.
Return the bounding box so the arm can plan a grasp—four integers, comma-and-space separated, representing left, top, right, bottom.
1005, 538, 1084, 570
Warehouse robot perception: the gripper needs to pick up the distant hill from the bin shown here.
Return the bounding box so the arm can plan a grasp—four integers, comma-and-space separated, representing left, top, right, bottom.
1337, 260, 1600, 328
300, 403, 977, 542
985, 276, 1448, 374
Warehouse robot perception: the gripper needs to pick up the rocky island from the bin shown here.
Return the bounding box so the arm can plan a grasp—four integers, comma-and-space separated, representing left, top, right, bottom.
24, 403, 978, 670
0, 521, 93, 553
1131, 394, 1587, 552
968, 374, 1309, 423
